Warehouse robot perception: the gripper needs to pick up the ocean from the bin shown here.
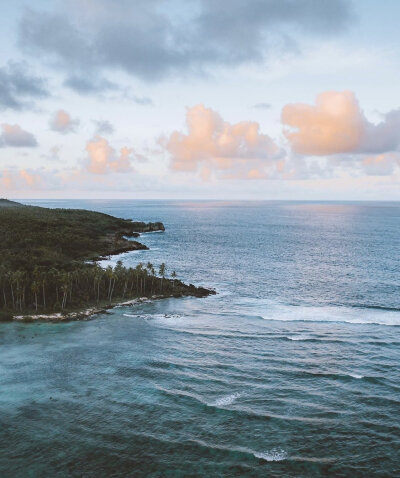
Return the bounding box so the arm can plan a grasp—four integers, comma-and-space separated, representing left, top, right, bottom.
1, 200, 399, 477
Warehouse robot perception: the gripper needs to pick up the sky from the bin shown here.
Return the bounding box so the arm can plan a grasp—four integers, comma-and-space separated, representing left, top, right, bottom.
0, 0, 400, 200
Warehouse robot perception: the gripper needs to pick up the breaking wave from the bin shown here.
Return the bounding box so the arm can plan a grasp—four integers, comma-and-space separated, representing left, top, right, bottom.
253, 448, 288, 462
212, 392, 241, 407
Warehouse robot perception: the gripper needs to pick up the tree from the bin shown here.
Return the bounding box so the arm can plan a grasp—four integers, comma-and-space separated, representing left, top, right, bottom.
31, 280, 40, 312
159, 263, 166, 292
171, 271, 177, 289
106, 266, 114, 303
146, 262, 154, 295
135, 263, 143, 295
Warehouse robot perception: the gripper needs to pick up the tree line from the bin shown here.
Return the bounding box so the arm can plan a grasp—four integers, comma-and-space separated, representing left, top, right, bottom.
0, 261, 180, 316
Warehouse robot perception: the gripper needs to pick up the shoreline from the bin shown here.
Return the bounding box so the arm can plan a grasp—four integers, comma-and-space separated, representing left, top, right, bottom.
12, 296, 170, 322
12, 289, 215, 323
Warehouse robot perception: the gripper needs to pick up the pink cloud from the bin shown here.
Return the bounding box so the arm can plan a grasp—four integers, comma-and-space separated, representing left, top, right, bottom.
49, 109, 79, 134
282, 91, 364, 155
282, 91, 400, 156
0, 168, 44, 189
85, 136, 133, 174
164, 104, 283, 180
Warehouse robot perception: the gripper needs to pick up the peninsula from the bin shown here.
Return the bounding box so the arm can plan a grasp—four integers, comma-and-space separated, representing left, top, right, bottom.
0, 199, 214, 321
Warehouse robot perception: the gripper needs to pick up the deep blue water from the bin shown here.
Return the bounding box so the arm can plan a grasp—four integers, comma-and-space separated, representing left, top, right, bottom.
1, 200, 399, 477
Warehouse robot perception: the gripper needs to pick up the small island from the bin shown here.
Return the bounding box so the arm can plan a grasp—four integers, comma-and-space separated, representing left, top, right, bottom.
0, 199, 215, 321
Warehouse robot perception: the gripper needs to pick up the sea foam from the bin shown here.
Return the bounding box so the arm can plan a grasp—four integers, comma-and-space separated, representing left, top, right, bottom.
253, 448, 288, 462
213, 392, 241, 407
348, 373, 364, 379
286, 335, 312, 341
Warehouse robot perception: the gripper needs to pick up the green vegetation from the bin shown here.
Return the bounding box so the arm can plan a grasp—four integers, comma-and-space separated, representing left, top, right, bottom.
0, 199, 213, 320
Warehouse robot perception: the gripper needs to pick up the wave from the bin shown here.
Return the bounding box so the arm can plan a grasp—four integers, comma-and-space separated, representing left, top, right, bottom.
156, 387, 341, 425
156, 386, 243, 410
111, 428, 336, 466
253, 448, 288, 462
283, 369, 369, 382
350, 304, 400, 313
121, 427, 289, 464
348, 373, 364, 379
212, 392, 241, 407
260, 306, 400, 327
123, 312, 183, 321
283, 335, 349, 344
269, 317, 400, 327
235, 296, 400, 327
285, 335, 313, 341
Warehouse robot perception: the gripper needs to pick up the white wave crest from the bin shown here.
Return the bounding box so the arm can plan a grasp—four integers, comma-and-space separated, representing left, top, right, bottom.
213, 392, 241, 407
287, 335, 312, 341
236, 296, 400, 327
348, 373, 364, 379
253, 448, 288, 462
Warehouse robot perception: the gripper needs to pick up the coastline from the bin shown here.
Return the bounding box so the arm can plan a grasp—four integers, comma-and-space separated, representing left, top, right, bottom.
12, 289, 215, 323
12, 298, 146, 323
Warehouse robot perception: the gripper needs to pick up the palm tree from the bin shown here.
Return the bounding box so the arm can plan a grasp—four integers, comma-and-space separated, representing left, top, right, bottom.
8, 272, 15, 309
171, 271, 177, 290
94, 265, 103, 304
31, 281, 40, 312
159, 263, 166, 292
14, 270, 25, 311
60, 273, 69, 310
146, 262, 154, 295
41, 272, 47, 309
106, 266, 114, 302
135, 264, 143, 295
0, 266, 7, 308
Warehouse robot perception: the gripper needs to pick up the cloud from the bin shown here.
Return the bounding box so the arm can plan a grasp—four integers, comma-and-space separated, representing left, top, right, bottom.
0, 61, 49, 110
362, 109, 400, 154
282, 91, 400, 156
85, 136, 134, 174
163, 104, 284, 179
93, 120, 114, 135
49, 110, 80, 134
361, 153, 400, 176
63, 75, 117, 94
252, 103, 271, 110
0, 169, 44, 189
18, 0, 352, 85
0, 124, 38, 147
362, 154, 400, 176
282, 91, 363, 155
41, 145, 62, 162
19, 169, 41, 186
131, 95, 153, 106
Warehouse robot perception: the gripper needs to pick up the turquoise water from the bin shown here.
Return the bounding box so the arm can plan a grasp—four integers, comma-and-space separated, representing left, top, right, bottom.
1, 200, 399, 477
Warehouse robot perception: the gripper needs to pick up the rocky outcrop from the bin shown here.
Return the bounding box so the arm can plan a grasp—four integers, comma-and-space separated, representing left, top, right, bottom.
129, 221, 165, 233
